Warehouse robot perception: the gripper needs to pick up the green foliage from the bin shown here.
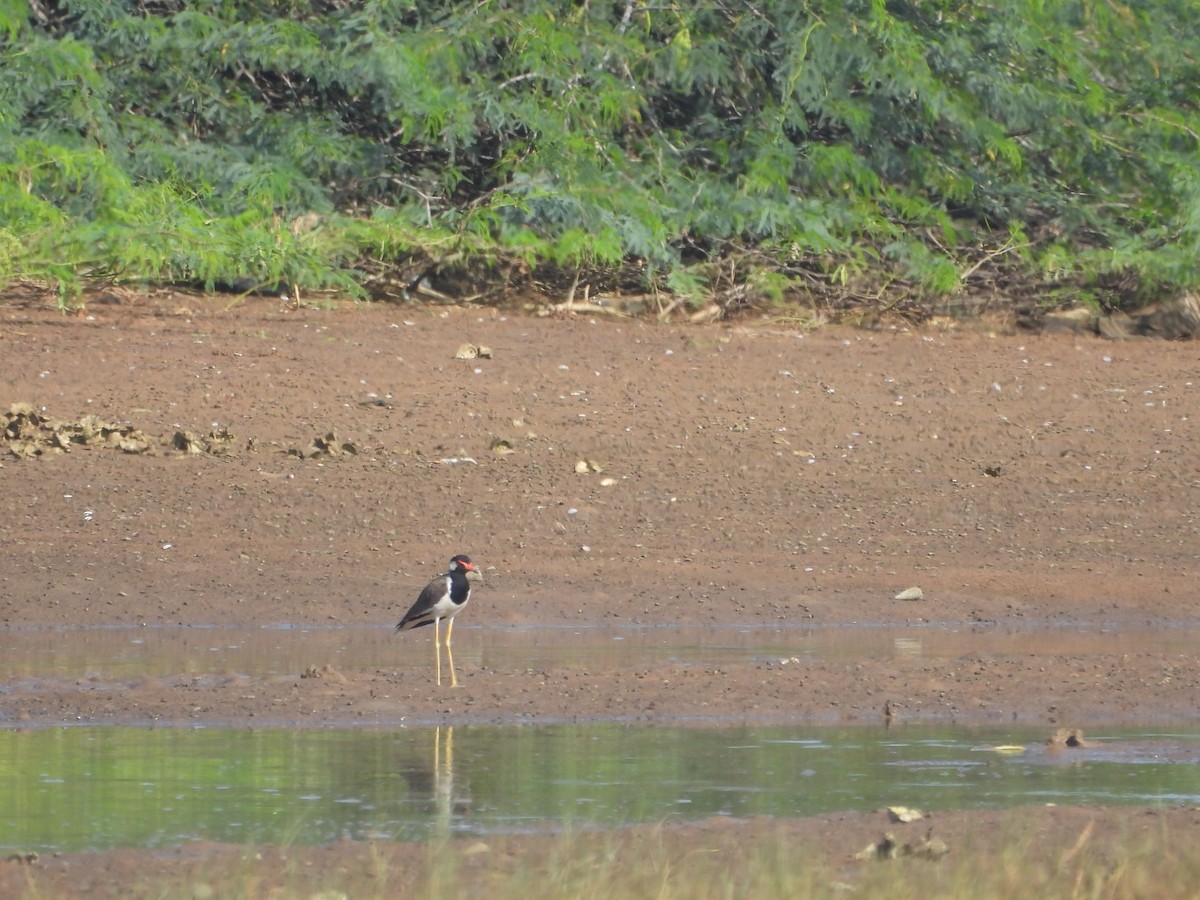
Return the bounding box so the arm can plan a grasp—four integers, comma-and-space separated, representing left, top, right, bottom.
1, 0, 1197, 312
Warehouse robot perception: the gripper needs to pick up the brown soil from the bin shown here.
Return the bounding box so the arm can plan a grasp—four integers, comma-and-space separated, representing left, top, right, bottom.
2, 290, 1198, 896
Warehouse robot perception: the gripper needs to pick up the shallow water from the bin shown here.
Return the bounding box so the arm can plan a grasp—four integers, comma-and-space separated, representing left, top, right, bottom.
4, 623, 1199, 853
3, 723, 1198, 853
2, 621, 1196, 681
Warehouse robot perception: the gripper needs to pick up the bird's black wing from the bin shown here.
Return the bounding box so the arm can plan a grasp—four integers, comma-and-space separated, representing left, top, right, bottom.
395, 577, 446, 631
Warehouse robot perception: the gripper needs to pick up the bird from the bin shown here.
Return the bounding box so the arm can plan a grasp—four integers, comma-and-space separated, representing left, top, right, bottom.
395, 554, 482, 687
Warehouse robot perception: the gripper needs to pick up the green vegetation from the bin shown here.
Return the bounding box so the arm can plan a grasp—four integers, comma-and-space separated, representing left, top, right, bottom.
419, 825, 1200, 900
2, 1, 1197, 314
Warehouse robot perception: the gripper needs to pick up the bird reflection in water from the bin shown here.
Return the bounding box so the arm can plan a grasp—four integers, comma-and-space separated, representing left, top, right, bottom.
397, 726, 468, 839
433, 725, 455, 837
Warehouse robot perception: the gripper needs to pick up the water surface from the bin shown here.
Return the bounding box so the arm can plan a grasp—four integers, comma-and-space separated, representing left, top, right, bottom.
3, 723, 1197, 853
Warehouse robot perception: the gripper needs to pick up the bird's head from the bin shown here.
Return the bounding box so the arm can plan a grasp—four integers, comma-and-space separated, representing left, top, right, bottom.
450, 554, 483, 581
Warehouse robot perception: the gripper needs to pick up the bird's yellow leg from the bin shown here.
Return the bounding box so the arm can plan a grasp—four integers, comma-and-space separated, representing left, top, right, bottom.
434, 617, 442, 687
444, 617, 459, 687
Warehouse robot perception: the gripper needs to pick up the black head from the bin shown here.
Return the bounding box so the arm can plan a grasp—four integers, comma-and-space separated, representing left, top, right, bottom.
448, 554, 475, 574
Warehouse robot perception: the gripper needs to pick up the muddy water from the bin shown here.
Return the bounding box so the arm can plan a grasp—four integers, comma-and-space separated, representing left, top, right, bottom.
3, 723, 1199, 853
3, 622, 1198, 681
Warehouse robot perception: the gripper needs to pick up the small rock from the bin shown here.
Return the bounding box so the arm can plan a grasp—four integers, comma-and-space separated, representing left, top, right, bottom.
300, 664, 348, 683
854, 829, 949, 862
1041, 306, 1099, 336
895, 586, 924, 601
1046, 727, 1092, 749
1098, 310, 1135, 340
1133, 291, 1200, 339
454, 343, 492, 359
906, 829, 950, 860
854, 833, 898, 861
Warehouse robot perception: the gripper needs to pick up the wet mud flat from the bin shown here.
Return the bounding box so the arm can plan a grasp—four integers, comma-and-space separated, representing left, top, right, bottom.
2, 620, 1200, 728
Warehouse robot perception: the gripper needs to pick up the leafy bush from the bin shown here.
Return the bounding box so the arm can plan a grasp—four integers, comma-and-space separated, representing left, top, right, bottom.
1, 0, 1197, 313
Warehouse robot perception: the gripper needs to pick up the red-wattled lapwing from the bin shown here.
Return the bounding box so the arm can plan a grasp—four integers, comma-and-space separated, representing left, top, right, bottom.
395, 555, 482, 687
